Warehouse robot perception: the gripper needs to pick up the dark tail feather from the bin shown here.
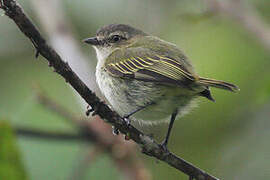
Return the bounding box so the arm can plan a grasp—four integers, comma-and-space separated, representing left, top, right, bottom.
199, 88, 215, 102
198, 77, 239, 92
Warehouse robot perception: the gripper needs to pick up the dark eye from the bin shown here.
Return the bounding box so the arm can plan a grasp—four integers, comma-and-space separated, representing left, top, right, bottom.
110, 35, 122, 43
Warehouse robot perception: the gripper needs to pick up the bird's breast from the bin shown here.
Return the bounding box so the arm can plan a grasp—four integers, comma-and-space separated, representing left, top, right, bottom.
95, 67, 196, 125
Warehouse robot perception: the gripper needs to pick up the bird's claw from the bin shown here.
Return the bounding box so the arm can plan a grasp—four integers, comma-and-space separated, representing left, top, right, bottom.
112, 126, 120, 135
35, 49, 40, 58
123, 117, 131, 126
160, 140, 170, 154
85, 106, 94, 116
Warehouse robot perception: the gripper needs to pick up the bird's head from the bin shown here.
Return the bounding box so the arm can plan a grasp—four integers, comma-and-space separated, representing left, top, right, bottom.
84, 24, 147, 60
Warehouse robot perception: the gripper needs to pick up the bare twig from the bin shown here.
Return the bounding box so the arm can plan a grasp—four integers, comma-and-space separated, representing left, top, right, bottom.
0, 0, 218, 179
35, 89, 81, 125
16, 128, 88, 142
204, 0, 270, 52
36, 91, 151, 180
16, 124, 151, 180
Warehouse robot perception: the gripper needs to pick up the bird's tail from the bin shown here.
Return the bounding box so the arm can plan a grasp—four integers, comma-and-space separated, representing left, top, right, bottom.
198, 77, 239, 92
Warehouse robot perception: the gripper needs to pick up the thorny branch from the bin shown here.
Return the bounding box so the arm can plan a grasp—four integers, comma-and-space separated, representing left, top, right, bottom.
0, 0, 219, 179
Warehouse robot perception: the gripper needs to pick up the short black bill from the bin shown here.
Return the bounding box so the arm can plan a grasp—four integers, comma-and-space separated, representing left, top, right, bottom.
83, 37, 100, 45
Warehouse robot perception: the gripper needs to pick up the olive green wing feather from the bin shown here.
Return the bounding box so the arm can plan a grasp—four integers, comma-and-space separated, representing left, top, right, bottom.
105, 46, 239, 92
104, 47, 199, 86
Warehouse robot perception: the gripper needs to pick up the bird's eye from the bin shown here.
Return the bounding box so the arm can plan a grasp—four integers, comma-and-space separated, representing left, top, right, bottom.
110, 35, 122, 43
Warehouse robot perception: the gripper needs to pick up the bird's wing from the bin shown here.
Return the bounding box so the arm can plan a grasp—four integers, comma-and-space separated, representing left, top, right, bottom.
104, 47, 199, 86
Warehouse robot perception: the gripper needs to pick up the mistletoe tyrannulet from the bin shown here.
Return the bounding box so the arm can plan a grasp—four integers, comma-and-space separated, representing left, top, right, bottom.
84, 24, 239, 149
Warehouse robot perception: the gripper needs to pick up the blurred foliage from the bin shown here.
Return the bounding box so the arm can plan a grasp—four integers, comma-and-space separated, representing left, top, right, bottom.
0, 0, 270, 180
0, 121, 28, 180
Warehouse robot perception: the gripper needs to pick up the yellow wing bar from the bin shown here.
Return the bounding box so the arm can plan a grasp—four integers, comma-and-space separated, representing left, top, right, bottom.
106, 55, 197, 81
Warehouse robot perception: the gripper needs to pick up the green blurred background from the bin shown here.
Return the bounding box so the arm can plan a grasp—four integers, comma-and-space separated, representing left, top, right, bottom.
1, 0, 270, 179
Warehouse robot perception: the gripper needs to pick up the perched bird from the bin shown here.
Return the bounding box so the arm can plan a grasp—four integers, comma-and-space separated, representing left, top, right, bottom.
84, 24, 238, 149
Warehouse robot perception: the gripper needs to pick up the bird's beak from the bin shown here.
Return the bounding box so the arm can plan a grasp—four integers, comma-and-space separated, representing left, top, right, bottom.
83, 37, 100, 46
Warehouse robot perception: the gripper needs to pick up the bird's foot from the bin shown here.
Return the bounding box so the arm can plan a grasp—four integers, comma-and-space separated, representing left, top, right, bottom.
85, 105, 94, 116
123, 117, 131, 126
160, 140, 170, 154
112, 126, 120, 136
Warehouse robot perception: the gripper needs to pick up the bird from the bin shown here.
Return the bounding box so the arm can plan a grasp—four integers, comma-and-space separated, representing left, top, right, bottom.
84, 24, 238, 149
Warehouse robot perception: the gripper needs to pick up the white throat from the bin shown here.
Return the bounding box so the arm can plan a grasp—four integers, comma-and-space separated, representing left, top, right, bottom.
94, 46, 112, 69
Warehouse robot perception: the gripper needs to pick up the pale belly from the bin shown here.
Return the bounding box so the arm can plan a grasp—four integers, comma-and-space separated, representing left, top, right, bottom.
96, 68, 196, 125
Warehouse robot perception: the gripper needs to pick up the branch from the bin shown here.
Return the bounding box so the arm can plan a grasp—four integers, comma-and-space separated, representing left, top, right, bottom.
36, 91, 151, 180
0, 1, 218, 179
16, 128, 88, 142
30, 0, 99, 95
203, 0, 270, 52
16, 124, 151, 180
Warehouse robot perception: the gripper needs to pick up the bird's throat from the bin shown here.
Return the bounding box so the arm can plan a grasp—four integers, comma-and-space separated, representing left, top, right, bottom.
94, 46, 112, 63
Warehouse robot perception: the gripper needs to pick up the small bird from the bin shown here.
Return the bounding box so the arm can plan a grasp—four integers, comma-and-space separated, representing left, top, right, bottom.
84, 24, 238, 149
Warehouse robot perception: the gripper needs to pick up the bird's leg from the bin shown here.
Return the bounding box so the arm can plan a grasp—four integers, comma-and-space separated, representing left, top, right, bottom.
123, 102, 155, 123
123, 105, 147, 126
29, 37, 41, 58
123, 106, 146, 119
161, 109, 178, 151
